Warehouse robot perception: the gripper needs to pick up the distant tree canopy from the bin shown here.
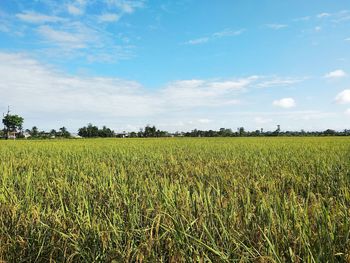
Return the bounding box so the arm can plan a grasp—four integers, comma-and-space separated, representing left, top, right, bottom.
2, 114, 24, 132
142, 125, 168, 137
99, 126, 115, 137
78, 124, 98, 137
323, 129, 336, 136
2, 113, 24, 139
1, 111, 350, 140
183, 128, 350, 137
29, 126, 39, 137
238, 127, 246, 136
24, 126, 71, 139
78, 124, 115, 138
58, 127, 71, 138
77, 124, 169, 138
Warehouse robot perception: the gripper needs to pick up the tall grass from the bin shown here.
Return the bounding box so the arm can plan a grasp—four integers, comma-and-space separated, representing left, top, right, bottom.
1, 137, 349, 262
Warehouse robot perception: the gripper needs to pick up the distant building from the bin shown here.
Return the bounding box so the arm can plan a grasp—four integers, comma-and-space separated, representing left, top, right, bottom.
8, 131, 17, 139
116, 132, 129, 138
71, 133, 82, 139
23, 132, 31, 139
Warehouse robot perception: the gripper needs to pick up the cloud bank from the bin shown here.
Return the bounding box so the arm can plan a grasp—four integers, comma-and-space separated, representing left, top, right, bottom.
0, 52, 345, 131
273, 98, 296, 109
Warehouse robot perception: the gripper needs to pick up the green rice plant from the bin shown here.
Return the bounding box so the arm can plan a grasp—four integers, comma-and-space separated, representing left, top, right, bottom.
0, 137, 349, 262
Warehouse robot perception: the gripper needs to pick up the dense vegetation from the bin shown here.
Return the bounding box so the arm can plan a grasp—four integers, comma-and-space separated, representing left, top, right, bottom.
78, 124, 115, 138
1, 137, 349, 262
181, 127, 350, 137
2, 111, 350, 139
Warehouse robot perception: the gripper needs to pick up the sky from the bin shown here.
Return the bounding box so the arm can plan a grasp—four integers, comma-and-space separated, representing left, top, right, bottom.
0, 0, 350, 132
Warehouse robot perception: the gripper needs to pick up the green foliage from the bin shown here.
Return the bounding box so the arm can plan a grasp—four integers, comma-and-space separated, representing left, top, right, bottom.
58, 126, 71, 138
238, 127, 245, 136
25, 126, 71, 139
30, 126, 38, 137
2, 114, 24, 132
78, 124, 114, 138
98, 126, 114, 137
142, 125, 168, 137
0, 137, 350, 262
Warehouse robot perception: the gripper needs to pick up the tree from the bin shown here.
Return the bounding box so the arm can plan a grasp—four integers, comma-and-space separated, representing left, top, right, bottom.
83, 124, 97, 137
144, 125, 156, 137
141, 125, 168, 137
50, 129, 57, 137
58, 127, 70, 138
98, 126, 114, 137
78, 124, 114, 138
30, 126, 39, 137
238, 127, 245, 137
323, 129, 336, 136
138, 128, 144, 137
219, 128, 233, 137
2, 114, 24, 139
272, 125, 281, 136
129, 131, 137, 138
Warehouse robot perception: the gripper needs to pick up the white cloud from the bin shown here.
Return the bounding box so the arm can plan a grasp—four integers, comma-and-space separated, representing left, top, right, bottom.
106, 0, 145, 14
16, 11, 65, 24
67, 0, 87, 15
197, 119, 212, 124
0, 52, 155, 120
315, 26, 322, 32
185, 28, 244, 45
67, 5, 84, 15
37, 25, 89, 49
208, 77, 258, 90
212, 29, 245, 38
330, 10, 350, 23
0, 53, 257, 129
266, 24, 288, 30
294, 11, 349, 24
256, 76, 304, 88
254, 117, 272, 124
317, 12, 331, 18
225, 110, 339, 131
0, 52, 318, 131
293, 16, 311, 22
34, 22, 133, 62
5, 4, 135, 62
335, 90, 350, 104
160, 78, 251, 109
186, 37, 209, 45
324, 69, 347, 79
98, 13, 121, 22
345, 109, 350, 116
273, 98, 296, 108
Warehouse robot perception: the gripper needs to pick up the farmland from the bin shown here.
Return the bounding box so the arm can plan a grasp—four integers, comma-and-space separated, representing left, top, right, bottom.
1, 137, 350, 262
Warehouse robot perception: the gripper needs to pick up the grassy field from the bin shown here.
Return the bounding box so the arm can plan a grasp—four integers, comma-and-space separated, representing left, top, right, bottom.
1, 137, 350, 262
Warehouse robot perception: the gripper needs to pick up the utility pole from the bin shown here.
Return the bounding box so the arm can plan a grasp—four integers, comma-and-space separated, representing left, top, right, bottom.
6, 106, 10, 139
275, 124, 281, 137
2, 112, 4, 139
2, 105, 12, 139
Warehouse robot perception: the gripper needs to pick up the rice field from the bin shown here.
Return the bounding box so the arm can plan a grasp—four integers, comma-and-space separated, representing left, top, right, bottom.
1, 137, 350, 262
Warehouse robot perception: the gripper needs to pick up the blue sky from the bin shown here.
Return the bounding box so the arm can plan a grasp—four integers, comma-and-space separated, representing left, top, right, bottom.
0, 0, 350, 132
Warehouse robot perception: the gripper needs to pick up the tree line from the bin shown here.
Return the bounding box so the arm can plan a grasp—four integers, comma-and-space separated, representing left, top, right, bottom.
182, 127, 350, 137
1, 112, 350, 139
